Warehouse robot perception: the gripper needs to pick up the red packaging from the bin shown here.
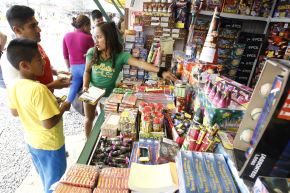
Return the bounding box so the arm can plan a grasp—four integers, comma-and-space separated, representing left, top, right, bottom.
188, 126, 201, 151
194, 128, 207, 151
198, 135, 215, 152
55, 183, 92, 193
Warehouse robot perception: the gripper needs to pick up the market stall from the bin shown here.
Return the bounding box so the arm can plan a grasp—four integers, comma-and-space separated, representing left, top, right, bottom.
54, 0, 290, 192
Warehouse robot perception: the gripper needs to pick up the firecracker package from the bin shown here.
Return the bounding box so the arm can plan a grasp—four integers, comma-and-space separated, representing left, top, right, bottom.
157, 138, 180, 163
96, 168, 130, 190
238, 0, 254, 15
234, 32, 264, 85
222, 0, 240, 14
274, 0, 290, 18
176, 151, 238, 193
252, 176, 290, 193
195, 76, 252, 131
60, 164, 100, 189
90, 137, 132, 168
129, 139, 160, 165
239, 72, 290, 181
182, 124, 219, 152
250, 0, 273, 17
101, 113, 120, 137
54, 183, 93, 193
265, 22, 290, 60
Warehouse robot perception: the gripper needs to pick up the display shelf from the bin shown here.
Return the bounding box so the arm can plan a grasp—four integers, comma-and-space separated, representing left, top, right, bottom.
77, 110, 105, 164
199, 10, 269, 22
270, 17, 290, 23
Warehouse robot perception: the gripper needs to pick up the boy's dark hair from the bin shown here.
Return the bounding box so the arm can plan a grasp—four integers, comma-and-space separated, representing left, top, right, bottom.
6, 5, 35, 30
91, 22, 123, 69
91, 10, 103, 20
7, 38, 39, 70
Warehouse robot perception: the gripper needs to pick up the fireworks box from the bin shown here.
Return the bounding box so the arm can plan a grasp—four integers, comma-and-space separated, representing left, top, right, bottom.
233, 59, 290, 182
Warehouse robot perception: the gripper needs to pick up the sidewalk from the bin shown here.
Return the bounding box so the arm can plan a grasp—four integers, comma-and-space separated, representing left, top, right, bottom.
15, 134, 86, 193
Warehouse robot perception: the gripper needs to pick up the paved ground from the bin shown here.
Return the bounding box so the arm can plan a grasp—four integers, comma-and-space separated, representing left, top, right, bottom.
0, 87, 86, 193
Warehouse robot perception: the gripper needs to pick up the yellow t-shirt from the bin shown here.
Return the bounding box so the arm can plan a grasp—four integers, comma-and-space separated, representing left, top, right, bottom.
8, 79, 64, 150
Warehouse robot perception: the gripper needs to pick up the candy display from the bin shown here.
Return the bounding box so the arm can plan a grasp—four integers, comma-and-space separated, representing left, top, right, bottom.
90, 137, 132, 168
60, 164, 100, 189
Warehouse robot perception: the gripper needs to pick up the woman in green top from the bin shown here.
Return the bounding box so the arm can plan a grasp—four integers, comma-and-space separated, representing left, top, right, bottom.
83, 22, 177, 138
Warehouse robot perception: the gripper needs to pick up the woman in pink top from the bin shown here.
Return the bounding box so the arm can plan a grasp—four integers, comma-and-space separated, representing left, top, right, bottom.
63, 15, 94, 103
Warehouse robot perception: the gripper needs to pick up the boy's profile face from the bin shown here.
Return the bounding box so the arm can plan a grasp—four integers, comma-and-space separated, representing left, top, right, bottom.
15, 16, 41, 42
93, 17, 103, 26
29, 51, 45, 76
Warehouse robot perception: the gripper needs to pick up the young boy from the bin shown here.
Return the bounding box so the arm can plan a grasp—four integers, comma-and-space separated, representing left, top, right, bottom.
6, 38, 70, 193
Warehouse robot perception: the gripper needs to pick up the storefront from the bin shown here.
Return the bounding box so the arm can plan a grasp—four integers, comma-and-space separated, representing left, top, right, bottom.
54, 0, 290, 192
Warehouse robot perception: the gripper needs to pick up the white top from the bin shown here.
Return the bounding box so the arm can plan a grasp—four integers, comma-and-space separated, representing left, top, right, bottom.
0, 51, 20, 86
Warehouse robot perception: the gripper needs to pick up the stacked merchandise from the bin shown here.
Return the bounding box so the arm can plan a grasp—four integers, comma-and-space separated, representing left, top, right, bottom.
182, 124, 220, 152
177, 151, 238, 193
93, 168, 130, 193
104, 88, 138, 114
200, 0, 273, 17
273, 0, 290, 18
191, 19, 210, 59
119, 109, 138, 139
251, 22, 289, 87
217, 20, 242, 79
195, 76, 252, 131
123, 15, 147, 81
235, 32, 264, 85
139, 102, 165, 139
55, 164, 100, 192
250, 0, 273, 17
265, 22, 290, 60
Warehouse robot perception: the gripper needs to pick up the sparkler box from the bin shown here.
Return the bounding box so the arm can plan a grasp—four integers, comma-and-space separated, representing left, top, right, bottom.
176, 151, 238, 193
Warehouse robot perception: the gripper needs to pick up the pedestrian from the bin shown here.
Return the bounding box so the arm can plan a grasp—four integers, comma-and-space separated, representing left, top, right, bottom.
63, 14, 94, 103
6, 38, 70, 193
83, 22, 177, 138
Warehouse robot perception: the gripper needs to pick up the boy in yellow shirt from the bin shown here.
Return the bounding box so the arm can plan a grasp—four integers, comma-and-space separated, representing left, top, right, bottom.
6, 38, 70, 193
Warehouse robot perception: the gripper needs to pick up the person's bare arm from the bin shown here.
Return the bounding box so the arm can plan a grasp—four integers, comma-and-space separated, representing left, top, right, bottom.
83, 61, 92, 91
46, 78, 71, 90
128, 57, 177, 81
10, 109, 18, 117
41, 101, 71, 129
64, 59, 70, 71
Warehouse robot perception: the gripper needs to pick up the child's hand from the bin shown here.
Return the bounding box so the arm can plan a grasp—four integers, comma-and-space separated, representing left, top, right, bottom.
52, 78, 71, 89
162, 71, 178, 82
60, 101, 71, 112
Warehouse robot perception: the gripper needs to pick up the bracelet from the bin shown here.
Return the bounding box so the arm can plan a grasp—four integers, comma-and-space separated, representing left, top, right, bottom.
157, 67, 167, 78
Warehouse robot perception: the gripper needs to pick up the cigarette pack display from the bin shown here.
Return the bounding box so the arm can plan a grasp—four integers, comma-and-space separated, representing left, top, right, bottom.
54, 183, 92, 193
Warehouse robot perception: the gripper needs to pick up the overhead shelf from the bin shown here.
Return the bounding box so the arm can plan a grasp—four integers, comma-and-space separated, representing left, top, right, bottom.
199, 10, 269, 22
